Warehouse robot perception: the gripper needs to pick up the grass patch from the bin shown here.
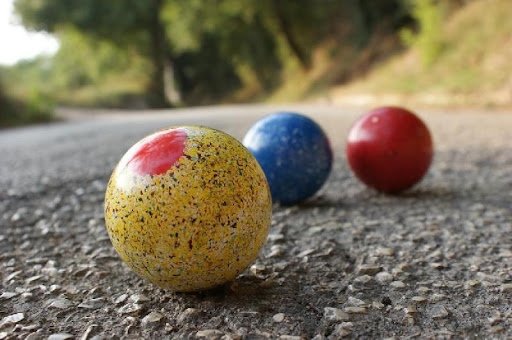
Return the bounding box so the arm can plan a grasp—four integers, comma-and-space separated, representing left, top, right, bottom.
333, 0, 512, 106
55, 77, 148, 109
0, 84, 55, 127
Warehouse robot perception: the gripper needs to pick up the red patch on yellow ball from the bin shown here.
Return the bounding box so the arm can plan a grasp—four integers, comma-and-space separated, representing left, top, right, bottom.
124, 128, 187, 176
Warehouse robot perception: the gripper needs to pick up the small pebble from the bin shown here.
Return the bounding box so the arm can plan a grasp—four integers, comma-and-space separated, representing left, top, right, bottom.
22, 292, 33, 300
267, 234, 285, 242
430, 305, 449, 319
376, 247, 395, 256
48, 334, 74, 340
347, 297, 366, 306
404, 306, 418, 314
357, 265, 382, 276
49, 285, 61, 293
323, 307, 349, 322
4, 271, 21, 282
77, 303, 95, 309
177, 308, 198, 323
429, 262, 444, 269
49, 298, 73, 309
21, 324, 38, 331
0, 292, 17, 300
429, 294, 447, 303
498, 250, 512, 258
196, 329, 224, 337
404, 315, 415, 326
26, 275, 42, 284
416, 287, 430, 294
117, 303, 142, 315
267, 245, 283, 258
141, 311, 164, 325
392, 268, 403, 276
390, 281, 406, 289
0, 313, 24, 328
344, 307, 366, 314
354, 275, 372, 284
130, 294, 150, 303
489, 325, 504, 333
397, 263, 411, 272
10, 212, 22, 222
273, 313, 285, 323
250, 263, 266, 276
373, 301, 384, 309
500, 284, 512, 293
81, 325, 97, 340
488, 316, 501, 326
297, 248, 316, 257
331, 323, 352, 338
376, 272, 393, 284
114, 294, 128, 304
466, 280, 479, 288
25, 332, 41, 340
411, 296, 427, 303
339, 322, 353, 329
476, 272, 501, 283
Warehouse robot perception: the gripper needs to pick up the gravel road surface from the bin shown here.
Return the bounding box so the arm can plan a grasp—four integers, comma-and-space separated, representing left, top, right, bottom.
1, 105, 511, 339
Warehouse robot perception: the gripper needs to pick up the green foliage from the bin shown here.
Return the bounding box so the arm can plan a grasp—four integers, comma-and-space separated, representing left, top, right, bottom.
1, 60, 55, 126
0, 78, 54, 127
341, 0, 512, 108
161, 0, 282, 93
10, 0, 412, 111
174, 35, 242, 103
14, 0, 155, 44
50, 29, 150, 106
24, 87, 55, 122
15, 0, 173, 107
400, 0, 445, 66
4, 0, 507, 113
1, 57, 52, 98
3, 28, 150, 109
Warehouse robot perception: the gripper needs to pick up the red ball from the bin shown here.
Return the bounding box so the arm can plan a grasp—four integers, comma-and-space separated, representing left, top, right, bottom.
346, 107, 433, 193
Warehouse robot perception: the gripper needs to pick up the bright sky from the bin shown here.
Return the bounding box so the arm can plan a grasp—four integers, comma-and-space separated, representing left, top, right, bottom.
0, 0, 59, 65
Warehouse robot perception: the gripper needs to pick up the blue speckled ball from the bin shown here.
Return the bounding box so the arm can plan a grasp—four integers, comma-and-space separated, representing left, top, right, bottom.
243, 112, 333, 205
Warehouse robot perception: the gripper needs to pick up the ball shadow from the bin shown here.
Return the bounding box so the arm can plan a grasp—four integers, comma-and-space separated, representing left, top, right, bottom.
386, 185, 458, 200
168, 275, 288, 312
286, 184, 458, 209
294, 196, 345, 208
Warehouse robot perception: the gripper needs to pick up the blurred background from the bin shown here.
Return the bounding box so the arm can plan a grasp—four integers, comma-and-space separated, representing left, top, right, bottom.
0, 0, 511, 127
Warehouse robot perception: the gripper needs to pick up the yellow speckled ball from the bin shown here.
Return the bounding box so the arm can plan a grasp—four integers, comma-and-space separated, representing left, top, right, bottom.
104, 126, 272, 292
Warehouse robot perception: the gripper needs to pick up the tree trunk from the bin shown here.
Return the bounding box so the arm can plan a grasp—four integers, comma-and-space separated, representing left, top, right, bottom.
147, 0, 181, 107
163, 59, 181, 105
271, 0, 310, 70
350, 0, 373, 48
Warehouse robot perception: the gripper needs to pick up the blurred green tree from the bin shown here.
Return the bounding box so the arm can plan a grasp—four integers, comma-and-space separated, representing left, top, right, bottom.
15, 0, 175, 107
400, 0, 446, 66
0, 72, 54, 126
161, 0, 281, 94
50, 29, 150, 106
13, 0, 410, 108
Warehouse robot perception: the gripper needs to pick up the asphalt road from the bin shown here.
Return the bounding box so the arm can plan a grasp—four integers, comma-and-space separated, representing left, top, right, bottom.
1, 105, 511, 339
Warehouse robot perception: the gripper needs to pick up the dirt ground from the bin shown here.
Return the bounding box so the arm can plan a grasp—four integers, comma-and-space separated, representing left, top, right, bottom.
1, 105, 511, 339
